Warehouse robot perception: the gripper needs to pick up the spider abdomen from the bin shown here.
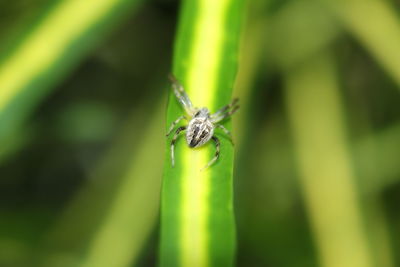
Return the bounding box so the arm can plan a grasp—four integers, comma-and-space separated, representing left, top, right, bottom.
186, 118, 214, 148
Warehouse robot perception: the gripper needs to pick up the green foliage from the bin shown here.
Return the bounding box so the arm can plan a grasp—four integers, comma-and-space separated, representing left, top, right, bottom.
1, 0, 400, 267
161, 0, 244, 266
285, 52, 373, 267
0, 0, 143, 156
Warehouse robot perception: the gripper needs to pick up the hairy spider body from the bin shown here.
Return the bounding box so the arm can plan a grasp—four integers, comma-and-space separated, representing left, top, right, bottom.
186, 108, 214, 148
166, 74, 239, 170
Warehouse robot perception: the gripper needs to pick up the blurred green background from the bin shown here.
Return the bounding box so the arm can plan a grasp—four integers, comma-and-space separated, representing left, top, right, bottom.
1, 0, 400, 266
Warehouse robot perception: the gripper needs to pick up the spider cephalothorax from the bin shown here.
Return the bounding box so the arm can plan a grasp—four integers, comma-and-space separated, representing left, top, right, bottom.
166, 74, 239, 169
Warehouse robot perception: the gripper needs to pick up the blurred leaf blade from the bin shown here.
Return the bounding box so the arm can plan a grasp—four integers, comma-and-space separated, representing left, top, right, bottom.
161, 0, 245, 266
267, 0, 339, 70
355, 123, 400, 194
0, 0, 143, 145
284, 52, 374, 267
40, 102, 164, 267
79, 106, 164, 267
319, 0, 400, 87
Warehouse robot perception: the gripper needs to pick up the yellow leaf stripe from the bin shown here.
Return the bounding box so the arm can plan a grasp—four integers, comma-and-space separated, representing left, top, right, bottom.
0, 0, 137, 114
180, 0, 231, 266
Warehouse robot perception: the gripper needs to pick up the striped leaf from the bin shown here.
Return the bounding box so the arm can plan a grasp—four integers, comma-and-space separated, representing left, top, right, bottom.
160, 0, 245, 266
0, 0, 142, 147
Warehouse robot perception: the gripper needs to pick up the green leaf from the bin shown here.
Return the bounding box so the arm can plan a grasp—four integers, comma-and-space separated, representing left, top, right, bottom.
266, 0, 339, 70
160, 0, 245, 266
319, 0, 400, 87
284, 52, 373, 267
79, 106, 165, 267
42, 104, 165, 267
355, 123, 400, 194
0, 0, 142, 148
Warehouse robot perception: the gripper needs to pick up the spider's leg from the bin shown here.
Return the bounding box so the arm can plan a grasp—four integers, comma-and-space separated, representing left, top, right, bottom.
170, 126, 187, 167
201, 136, 220, 171
216, 124, 234, 145
169, 74, 196, 116
211, 104, 240, 123
211, 98, 239, 120
166, 115, 187, 137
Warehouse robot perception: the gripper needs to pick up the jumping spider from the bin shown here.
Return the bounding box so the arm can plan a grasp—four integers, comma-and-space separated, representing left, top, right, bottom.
166, 74, 239, 170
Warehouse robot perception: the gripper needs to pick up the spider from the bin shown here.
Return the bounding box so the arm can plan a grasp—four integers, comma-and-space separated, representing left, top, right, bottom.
166, 74, 239, 170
